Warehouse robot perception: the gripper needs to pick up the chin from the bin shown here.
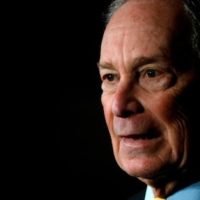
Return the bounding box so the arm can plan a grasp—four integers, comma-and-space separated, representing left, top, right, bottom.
119, 157, 170, 180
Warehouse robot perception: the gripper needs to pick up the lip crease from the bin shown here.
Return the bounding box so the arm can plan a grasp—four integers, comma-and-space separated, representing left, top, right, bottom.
118, 129, 163, 150
120, 131, 160, 140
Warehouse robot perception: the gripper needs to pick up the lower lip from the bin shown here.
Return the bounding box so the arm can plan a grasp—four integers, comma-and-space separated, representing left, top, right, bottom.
120, 136, 161, 150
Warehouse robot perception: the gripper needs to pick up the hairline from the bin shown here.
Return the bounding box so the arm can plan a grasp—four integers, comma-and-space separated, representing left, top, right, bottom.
105, 0, 200, 61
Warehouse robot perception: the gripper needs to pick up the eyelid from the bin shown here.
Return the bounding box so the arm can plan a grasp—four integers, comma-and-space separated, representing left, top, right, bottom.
143, 68, 162, 76
138, 65, 167, 76
99, 68, 118, 78
138, 65, 161, 72
102, 73, 119, 83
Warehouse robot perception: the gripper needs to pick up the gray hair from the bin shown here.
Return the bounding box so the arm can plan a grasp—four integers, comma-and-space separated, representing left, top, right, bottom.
183, 0, 200, 60
105, 0, 200, 61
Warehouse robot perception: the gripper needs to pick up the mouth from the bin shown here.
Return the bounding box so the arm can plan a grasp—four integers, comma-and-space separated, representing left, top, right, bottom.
120, 131, 160, 141
119, 130, 162, 151
120, 130, 160, 140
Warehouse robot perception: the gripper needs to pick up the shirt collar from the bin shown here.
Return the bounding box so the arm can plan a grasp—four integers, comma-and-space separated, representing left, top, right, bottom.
144, 181, 200, 200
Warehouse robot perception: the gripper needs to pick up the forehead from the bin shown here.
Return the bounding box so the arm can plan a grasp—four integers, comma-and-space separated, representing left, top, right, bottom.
100, 0, 186, 66
106, 0, 183, 31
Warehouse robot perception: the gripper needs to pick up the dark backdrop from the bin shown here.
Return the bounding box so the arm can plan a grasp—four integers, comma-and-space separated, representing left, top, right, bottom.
56, 1, 145, 199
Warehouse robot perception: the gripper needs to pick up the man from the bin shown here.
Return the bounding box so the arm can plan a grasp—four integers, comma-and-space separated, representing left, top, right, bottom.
98, 0, 200, 199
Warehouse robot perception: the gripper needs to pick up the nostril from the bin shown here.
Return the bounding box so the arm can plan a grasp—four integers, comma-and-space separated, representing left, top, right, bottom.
111, 83, 144, 117
120, 110, 136, 118
112, 99, 144, 118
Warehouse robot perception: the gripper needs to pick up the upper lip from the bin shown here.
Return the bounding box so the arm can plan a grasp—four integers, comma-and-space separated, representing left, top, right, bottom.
113, 116, 159, 138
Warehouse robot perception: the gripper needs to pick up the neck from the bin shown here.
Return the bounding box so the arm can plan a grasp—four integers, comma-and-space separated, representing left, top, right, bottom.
139, 167, 200, 198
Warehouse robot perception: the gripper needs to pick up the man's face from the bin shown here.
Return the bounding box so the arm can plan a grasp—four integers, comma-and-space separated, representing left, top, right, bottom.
99, 0, 198, 181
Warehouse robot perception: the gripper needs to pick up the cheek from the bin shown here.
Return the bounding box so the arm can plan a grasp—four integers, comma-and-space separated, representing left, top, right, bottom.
101, 94, 113, 132
144, 93, 177, 124
101, 94, 121, 157
145, 93, 189, 163
165, 118, 189, 170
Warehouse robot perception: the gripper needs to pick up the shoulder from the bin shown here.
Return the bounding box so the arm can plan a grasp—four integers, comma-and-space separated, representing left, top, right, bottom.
128, 189, 146, 200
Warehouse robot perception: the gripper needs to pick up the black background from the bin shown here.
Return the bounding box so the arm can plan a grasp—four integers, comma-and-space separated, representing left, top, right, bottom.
4, 0, 145, 199
5, 0, 200, 199
54, 1, 145, 199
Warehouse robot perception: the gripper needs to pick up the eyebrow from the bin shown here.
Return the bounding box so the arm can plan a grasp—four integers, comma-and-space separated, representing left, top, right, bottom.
97, 62, 113, 70
97, 55, 166, 70
132, 56, 162, 67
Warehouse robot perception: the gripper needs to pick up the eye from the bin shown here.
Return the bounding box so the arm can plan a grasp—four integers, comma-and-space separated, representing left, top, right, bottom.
139, 66, 176, 92
102, 73, 116, 82
100, 72, 119, 92
145, 69, 160, 78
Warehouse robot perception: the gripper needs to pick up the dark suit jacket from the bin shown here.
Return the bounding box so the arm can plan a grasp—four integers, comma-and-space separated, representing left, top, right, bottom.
128, 189, 146, 200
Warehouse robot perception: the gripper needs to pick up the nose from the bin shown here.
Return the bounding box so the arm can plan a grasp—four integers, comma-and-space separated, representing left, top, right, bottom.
112, 82, 144, 118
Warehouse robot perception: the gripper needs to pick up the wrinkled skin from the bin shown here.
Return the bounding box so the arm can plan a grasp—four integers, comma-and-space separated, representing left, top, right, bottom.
98, 0, 200, 197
